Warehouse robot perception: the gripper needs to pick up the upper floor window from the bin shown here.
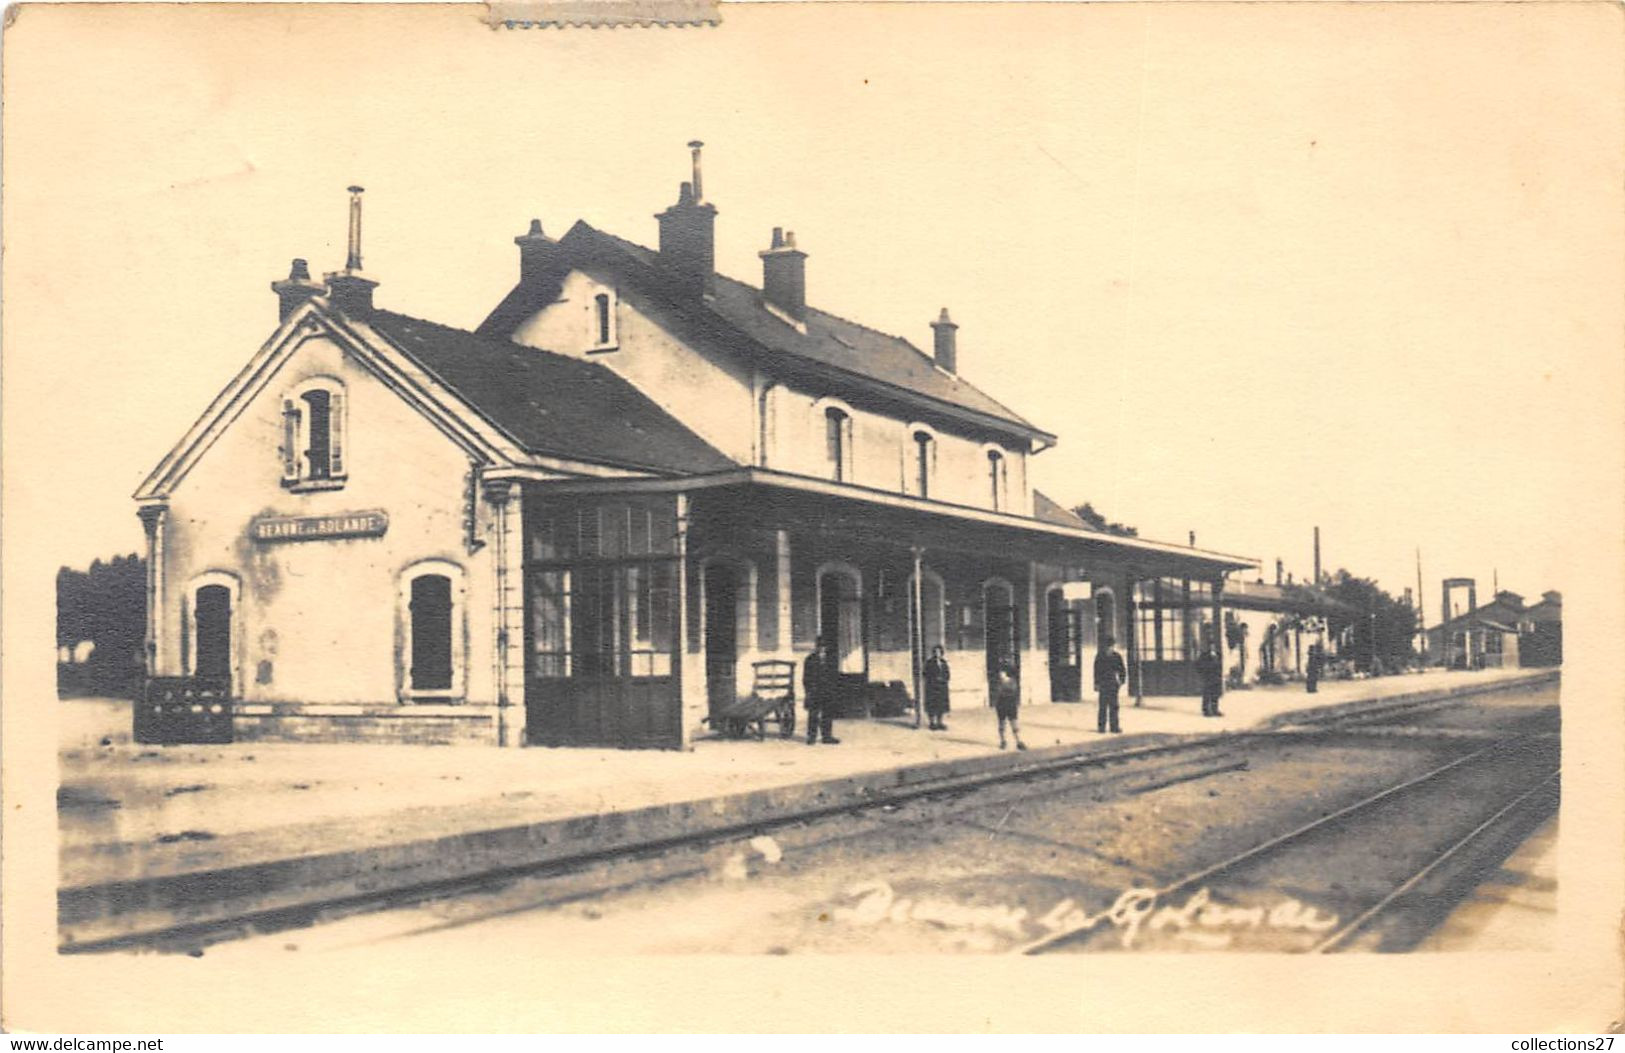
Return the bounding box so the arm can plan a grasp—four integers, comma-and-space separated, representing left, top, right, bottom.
282, 378, 346, 490
987, 448, 1008, 510
913, 430, 936, 498
825, 407, 852, 482
590, 290, 617, 350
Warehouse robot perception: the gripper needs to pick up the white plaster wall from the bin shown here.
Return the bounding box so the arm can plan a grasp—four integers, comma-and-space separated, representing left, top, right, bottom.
161, 336, 498, 706
509, 270, 757, 465
763, 384, 1032, 514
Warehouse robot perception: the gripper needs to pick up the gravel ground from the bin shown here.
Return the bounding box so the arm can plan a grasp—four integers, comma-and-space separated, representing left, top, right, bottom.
201, 726, 1516, 956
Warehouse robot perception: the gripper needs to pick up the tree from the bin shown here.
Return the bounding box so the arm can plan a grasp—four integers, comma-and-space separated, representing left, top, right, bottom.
1322, 569, 1418, 672
57, 553, 146, 697
1069, 502, 1139, 537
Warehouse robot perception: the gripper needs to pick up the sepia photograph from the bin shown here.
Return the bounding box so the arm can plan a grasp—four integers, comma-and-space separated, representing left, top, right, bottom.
3, 0, 1622, 1035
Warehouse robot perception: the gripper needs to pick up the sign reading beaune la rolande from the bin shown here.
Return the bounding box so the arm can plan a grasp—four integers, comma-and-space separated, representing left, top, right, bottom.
251, 510, 389, 542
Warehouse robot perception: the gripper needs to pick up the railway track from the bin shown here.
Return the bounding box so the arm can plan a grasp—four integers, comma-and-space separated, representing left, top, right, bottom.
62, 685, 1555, 955
1015, 731, 1559, 954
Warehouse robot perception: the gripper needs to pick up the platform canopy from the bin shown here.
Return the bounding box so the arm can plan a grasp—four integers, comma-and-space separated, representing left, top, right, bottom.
505, 467, 1258, 583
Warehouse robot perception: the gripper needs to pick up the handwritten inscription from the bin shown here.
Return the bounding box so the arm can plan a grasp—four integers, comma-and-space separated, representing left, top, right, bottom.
832, 880, 1338, 950
251, 510, 389, 542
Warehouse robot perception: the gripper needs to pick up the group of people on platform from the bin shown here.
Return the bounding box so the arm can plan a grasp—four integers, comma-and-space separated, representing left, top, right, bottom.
800, 633, 1329, 748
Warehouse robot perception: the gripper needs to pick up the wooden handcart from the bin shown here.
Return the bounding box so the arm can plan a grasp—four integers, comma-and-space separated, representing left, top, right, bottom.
711, 659, 799, 740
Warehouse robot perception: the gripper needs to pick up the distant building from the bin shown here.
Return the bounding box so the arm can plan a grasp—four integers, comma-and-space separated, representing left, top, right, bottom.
1426, 589, 1531, 670
133, 147, 1255, 748
1517, 590, 1563, 667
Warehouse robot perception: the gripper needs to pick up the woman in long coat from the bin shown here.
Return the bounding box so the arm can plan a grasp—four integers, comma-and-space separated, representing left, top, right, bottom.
923, 645, 951, 730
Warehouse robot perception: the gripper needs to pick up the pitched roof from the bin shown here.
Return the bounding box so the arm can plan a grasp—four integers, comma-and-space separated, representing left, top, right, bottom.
368, 310, 735, 476
1220, 579, 1360, 617
1429, 600, 1528, 634
479, 222, 1054, 446
1032, 490, 1087, 528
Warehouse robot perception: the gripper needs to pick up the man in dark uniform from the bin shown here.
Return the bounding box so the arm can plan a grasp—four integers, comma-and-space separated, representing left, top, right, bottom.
1093, 635, 1127, 734
1196, 644, 1224, 717
1306, 642, 1324, 694
803, 633, 840, 745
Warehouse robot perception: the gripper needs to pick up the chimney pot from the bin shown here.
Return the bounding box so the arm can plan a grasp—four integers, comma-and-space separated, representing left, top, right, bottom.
527, 218, 544, 236
271, 256, 322, 321
930, 307, 959, 373
324, 184, 377, 315
688, 140, 705, 202
759, 225, 808, 321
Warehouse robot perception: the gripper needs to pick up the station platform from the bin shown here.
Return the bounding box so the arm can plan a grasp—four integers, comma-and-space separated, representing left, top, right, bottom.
56, 666, 1555, 946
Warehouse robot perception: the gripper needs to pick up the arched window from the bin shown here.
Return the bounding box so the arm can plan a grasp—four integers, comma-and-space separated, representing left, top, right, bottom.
593, 292, 614, 348
986, 448, 1008, 510
913, 430, 936, 499
301, 389, 332, 479
399, 561, 465, 701
825, 406, 852, 482
282, 377, 347, 490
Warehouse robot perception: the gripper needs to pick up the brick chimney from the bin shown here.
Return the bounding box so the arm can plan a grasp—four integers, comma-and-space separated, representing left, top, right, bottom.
655, 141, 717, 297
759, 227, 806, 321
271, 258, 322, 321
930, 308, 958, 373
514, 218, 560, 283
324, 185, 377, 315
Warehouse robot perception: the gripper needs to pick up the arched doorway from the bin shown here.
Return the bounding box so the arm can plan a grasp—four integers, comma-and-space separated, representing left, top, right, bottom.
983, 579, 1017, 703
1047, 588, 1082, 702
194, 584, 233, 692
1095, 589, 1117, 649
704, 562, 740, 716
817, 565, 865, 675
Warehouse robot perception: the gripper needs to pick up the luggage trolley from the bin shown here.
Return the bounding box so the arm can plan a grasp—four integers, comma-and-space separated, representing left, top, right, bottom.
711, 659, 799, 740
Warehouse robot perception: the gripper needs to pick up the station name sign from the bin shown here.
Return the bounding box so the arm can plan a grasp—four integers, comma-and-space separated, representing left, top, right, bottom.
251, 510, 389, 543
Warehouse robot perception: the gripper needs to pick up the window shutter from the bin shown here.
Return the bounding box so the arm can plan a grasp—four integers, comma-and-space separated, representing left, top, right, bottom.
327, 388, 346, 478
281, 399, 301, 482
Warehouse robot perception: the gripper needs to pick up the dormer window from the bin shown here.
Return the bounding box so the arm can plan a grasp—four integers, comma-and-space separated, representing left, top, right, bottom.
912, 429, 936, 499
825, 406, 852, 482
282, 377, 347, 491
987, 447, 1008, 511
590, 290, 617, 350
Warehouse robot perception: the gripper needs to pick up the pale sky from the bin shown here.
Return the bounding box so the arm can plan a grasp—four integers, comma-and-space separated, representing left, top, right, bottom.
6, 3, 1621, 614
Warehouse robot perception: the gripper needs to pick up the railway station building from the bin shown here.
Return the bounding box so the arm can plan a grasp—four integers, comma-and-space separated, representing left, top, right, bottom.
133, 146, 1255, 748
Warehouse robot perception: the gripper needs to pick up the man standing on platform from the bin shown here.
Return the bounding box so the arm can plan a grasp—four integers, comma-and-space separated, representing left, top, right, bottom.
804, 633, 840, 745
1094, 635, 1127, 734
1197, 644, 1224, 717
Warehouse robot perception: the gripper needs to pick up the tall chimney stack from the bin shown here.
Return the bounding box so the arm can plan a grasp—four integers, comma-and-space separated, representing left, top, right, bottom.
271, 258, 322, 321
1275, 558, 1284, 586
759, 227, 807, 321
514, 218, 559, 284
931, 308, 958, 373
325, 185, 378, 315
1313, 526, 1322, 585
656, 141, 717, 297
